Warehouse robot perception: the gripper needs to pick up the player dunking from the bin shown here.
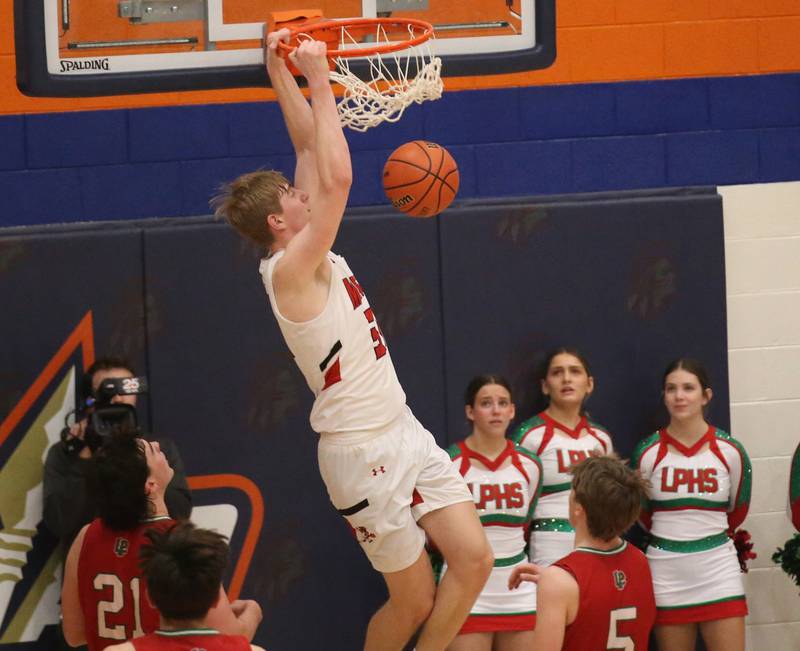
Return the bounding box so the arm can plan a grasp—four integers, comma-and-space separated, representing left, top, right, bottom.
508, 455, 655, 651
213, 29, 492, 651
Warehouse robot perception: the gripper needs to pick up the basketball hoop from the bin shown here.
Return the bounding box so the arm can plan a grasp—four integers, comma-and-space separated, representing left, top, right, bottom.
277, 18, 442, 132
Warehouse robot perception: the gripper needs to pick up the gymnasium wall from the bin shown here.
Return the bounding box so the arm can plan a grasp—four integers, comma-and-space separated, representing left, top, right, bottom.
0, 189, 729, 649
2, 0, 800, 647
719, 180, 800, 649
2, 1, 800, 226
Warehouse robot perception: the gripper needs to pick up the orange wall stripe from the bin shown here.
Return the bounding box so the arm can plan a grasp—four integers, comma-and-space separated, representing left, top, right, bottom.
4, 0, 800, 114
0, 311, 94, 447
187, 473, 264, 601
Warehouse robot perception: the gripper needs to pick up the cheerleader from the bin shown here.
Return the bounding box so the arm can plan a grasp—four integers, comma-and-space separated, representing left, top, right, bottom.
632, 358, 751, 651
443, 375, 542, 651
511, 348, 613, 570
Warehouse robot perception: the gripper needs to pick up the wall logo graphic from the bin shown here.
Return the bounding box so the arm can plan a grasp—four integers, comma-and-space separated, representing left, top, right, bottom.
0, 312, 95, 645
0, 312, 264, 646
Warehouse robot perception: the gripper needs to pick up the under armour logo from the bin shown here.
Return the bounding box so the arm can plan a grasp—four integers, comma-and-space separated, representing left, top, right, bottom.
372, 466, 386, 476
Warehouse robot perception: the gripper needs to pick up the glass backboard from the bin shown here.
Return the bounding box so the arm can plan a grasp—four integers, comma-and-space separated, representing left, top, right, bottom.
14, 0, 555, 97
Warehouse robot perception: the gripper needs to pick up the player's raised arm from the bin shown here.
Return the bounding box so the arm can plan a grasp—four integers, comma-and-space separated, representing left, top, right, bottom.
270, 37, 352, 289
265, 27, 318, 199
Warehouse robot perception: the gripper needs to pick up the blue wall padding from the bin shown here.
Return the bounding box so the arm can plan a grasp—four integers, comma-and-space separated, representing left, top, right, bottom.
129, 105, 231, 162
438, 189, 728, 455
572, 135, 666, 192
228, 102, 295, 156
476, 140, 572, 195
3, 73, 800, 227
427, 88, 523, 143
0, 168, 83, 225
25, 110, 128, 169
81, 161, 184, 220
614, 79, 710, 134
0, 115, 26, 170
520, 84, 617, 139
0, 227, 148, 404
709, 75, 800, 129
666, 131, 760, 186
760, 127, 800, 181
0, 188, 728, 650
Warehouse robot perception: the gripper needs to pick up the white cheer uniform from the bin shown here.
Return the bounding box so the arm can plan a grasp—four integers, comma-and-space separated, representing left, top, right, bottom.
440, 439, 542, 633
512, 412, 613, 568
261, 251, 470, 572
632, 426, 751, 624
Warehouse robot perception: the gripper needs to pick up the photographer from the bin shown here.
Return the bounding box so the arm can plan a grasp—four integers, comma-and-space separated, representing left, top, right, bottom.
43, 357, 192, 556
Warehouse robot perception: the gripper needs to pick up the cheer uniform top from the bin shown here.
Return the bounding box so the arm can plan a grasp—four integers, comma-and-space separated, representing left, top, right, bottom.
791, 443, 800, 531
632, 426, 751, 624
554, 541, 655, 651
260, 250, 405, 436
442, 439, 542, 633
78, 516, 174, 650
512, 412, 613, 567
130, 629, 250, 650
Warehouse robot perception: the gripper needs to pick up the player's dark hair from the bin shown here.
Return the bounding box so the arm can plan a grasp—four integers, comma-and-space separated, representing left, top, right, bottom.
662, 358, 712, 393
82, 356, 135, 401
140, 521, 229, 622
537, 347, 593, 414
540, 347, 592, 380
464, 374, 513, 406
570, 455, 649, 541
85, 427, 149, 530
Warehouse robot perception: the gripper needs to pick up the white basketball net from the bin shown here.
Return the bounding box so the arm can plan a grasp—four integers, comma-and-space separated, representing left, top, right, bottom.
307, 22, 442, 132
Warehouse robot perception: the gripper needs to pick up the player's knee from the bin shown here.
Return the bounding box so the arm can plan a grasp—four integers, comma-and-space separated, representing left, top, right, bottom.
477, 540, 494, 579
448, 538, 494, 583
410, 591, 435, 628
390, 589, 434, 629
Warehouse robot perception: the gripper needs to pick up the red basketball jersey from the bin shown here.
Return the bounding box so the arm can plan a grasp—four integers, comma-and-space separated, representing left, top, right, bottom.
131, 630, 250, 650
554, 541, 655, 651
77, 516, 174, 651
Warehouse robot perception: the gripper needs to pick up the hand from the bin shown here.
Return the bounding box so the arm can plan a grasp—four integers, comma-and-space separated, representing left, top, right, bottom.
264, 26, 292, 72
231, 599, 263, 624
508, 562, 544, 590
66, 419, 92, 459
288, 39, 330, 87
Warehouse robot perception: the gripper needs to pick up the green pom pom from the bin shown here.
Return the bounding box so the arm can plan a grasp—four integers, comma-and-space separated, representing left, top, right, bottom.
773, 533, 800, 593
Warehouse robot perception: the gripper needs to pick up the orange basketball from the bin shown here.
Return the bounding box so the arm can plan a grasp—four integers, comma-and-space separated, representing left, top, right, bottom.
382, 141, 460, 218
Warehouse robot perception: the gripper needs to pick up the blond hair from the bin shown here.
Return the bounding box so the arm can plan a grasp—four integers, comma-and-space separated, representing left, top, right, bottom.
571, 454, 650, 541
210, 170, 290, 249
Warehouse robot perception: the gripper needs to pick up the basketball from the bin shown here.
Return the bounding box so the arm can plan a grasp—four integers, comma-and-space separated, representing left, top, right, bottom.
383, 141, 460, 218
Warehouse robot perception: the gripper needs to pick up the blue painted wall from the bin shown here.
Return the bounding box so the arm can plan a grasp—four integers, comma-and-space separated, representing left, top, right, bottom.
2, 73, 800, 228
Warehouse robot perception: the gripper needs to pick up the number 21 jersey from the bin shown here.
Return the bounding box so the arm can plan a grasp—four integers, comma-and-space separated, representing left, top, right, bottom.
78, 516, 174, 651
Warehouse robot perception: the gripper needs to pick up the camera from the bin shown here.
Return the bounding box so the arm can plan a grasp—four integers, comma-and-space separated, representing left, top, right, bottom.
60, 376, 149, 454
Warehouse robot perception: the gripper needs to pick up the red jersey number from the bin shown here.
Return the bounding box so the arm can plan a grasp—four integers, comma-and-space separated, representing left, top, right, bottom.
363, 308, 387, 359
94, 574, 144, 641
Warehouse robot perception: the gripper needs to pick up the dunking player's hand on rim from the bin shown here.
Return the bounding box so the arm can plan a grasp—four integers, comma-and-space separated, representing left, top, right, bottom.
265, 27, 329, 87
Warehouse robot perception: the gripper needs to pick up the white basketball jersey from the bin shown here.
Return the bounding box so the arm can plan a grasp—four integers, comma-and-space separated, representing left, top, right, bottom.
260, 250, 406, 435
